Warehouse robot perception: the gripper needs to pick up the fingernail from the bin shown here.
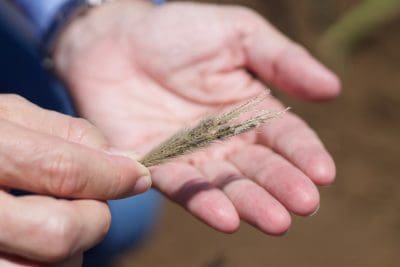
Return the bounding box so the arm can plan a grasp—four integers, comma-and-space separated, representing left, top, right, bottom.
132, 175, 152, 194
310, 204, 320, 217
106, 148, 149, 176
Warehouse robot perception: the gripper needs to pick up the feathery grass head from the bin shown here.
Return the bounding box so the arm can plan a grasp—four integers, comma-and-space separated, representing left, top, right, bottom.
140, 91, 289, 167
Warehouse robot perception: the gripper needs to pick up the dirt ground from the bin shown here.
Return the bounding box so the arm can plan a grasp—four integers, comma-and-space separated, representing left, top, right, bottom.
114, 1, 400, 266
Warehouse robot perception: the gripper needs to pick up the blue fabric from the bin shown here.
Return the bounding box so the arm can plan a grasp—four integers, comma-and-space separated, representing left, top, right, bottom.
0, 0, 75, 114
15, 0, 167, 39
84, 190, 163, 267
14, 0, 68, 38
0, 1, 163, 266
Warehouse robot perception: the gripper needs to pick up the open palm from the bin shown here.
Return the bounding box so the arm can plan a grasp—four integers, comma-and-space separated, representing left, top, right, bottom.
56, 1, 340, 234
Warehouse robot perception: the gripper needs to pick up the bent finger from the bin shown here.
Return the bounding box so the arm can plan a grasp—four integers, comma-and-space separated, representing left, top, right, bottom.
0, 120, 150, 199
0, 191, 108, 263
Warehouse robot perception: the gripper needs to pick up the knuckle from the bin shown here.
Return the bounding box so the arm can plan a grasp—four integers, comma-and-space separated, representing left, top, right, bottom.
66, 117, 107, 147
38, 209, 80, 262
41, 152, 85, 196
0, 94, 28, 119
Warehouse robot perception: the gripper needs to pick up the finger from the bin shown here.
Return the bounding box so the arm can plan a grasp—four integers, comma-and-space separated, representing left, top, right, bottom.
0, 253, 82, 267
228, 8, 341, 100
0, 94, 108, 149
257, 98, 336, 185
199, 160, 291, 235
0, 191, 109, 263
0, 120, 151, 199
151, 162, 240, 233
55, 254, 83, 267
0, 253, 45, 267
229, 145, 320, 216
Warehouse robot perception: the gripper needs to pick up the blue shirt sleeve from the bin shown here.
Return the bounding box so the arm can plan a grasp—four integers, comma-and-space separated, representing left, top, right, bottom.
15, 0, 166, 39
14, 0, 69, 38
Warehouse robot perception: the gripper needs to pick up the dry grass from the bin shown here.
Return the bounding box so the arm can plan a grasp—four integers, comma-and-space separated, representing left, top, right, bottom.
140, 91, 289, 167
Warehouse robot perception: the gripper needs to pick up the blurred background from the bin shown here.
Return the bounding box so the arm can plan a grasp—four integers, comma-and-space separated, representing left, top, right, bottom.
114, 0, 400, 266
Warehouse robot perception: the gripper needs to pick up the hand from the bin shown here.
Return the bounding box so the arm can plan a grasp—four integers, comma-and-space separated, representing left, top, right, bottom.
0, 95, 151, 266
55, 1, 341, 235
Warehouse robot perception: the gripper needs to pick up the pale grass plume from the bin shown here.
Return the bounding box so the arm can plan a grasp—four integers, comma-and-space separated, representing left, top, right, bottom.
140, 91, 289, 167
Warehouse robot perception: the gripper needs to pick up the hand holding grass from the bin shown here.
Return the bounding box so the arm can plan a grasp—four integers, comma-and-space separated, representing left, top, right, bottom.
55, 0, 341, 235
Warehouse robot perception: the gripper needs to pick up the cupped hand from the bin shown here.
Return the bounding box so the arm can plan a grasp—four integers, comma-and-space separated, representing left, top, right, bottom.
0, 95, 151, 266
55, 0, 341, 235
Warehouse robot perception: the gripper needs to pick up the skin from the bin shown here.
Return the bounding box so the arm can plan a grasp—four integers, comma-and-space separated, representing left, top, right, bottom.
0, 95, 151, 266
55, 0, 341, 237
2, 0, 342, 266
0, 0, 341, 266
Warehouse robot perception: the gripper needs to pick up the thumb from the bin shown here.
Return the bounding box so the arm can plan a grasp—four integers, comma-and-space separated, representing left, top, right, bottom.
229, 8, 341, 101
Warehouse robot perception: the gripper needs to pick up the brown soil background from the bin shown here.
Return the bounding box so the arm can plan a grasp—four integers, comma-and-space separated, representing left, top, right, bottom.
114, 1, 400, 266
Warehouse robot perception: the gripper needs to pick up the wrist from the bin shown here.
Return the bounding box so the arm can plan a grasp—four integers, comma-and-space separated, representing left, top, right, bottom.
43, 0, 110, 57
53, 0, 154, 78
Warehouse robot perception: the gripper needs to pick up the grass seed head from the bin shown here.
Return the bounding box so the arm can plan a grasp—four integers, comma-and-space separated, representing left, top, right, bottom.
140, 91, 289, 167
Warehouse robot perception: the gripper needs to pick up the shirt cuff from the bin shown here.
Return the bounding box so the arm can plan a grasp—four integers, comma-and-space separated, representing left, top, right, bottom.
15, 0, 167, 40
15, 0, 70, 38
